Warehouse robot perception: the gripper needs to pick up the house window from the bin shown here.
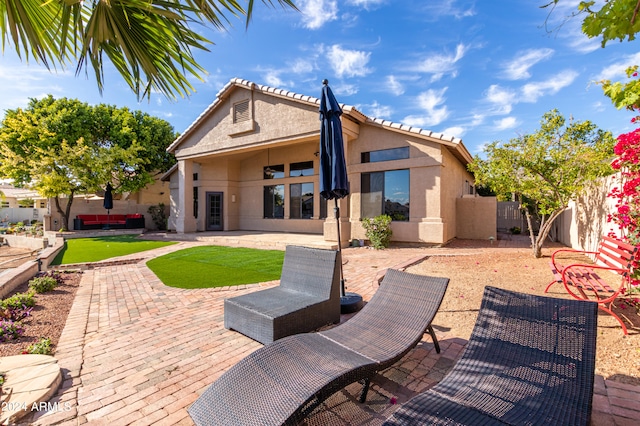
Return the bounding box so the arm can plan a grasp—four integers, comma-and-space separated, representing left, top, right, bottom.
290, 183, 314, 219
264, 185, 284, 218
264, 164, 285, 179
289, 161, 314, 177
361, 169, 410, 221
320, 198, 327, 219
233, 100, 250, 123
1, 201, 9, 208
361, 147, 409, 163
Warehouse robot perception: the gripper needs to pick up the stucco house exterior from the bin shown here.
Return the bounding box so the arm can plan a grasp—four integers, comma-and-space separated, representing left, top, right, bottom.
164, 78, 488, 246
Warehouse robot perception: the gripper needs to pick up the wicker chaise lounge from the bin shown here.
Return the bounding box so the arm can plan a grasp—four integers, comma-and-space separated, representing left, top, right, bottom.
384, 286, 598, 426
224, 245, 341, 345
188, 269, 450, 426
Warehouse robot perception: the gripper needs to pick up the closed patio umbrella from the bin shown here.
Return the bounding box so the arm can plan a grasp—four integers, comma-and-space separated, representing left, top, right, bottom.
103, 183, 113, 229
319, 80, 363, 313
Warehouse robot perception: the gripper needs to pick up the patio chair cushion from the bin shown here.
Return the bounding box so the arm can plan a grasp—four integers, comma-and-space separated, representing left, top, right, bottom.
223, 245, 341, 344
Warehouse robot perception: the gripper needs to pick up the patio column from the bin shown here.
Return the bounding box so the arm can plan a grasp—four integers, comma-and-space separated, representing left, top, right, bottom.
176, 159, 197, 233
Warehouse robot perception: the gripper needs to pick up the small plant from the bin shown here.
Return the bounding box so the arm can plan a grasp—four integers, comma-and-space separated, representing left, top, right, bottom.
361, 214, 393, 249
28, 276, 58, 293
0, 304, 33, 322
35, 270, 65, 285
25, 337, 53, 355
148, 203, 167, 230
510, 226, 521, 234
0, 319, 24, 342
0, 291, 36, 310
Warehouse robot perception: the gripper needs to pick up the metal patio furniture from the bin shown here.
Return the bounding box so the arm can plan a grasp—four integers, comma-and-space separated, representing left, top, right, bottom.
546, 234, 637, 334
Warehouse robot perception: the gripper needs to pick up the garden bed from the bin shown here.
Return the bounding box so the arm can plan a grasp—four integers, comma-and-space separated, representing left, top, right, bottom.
0, 272, 81, 357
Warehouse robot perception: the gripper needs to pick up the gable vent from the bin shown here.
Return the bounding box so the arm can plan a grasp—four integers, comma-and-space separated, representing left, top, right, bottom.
233, 100, 250, 123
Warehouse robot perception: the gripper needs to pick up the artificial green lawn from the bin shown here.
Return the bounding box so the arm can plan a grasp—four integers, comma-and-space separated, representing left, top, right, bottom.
51, 235, 176, 265
146, 246, 285, 289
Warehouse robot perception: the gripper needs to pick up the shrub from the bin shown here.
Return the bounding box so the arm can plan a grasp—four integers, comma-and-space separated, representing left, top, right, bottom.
0, 320, 24, 342
29, 276, 58, 293
361, 214, 393, 249
35, 271, 65, 286
148, 203, 167, 230
0, 291, 36, 310
25, 337, 53, 355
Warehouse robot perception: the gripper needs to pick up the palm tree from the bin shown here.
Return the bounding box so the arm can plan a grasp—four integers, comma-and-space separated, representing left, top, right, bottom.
1, 0, 297, 100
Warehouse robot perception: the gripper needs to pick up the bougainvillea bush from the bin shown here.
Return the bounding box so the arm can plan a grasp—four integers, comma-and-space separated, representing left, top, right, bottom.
607, 127, 640, 302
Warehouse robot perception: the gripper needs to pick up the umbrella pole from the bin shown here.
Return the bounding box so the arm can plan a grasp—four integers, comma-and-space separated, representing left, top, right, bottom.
334, 199, 363, 314
334, 199, 345, 297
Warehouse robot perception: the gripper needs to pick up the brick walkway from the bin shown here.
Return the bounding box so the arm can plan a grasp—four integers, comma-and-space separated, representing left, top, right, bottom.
21, 233, 640, 425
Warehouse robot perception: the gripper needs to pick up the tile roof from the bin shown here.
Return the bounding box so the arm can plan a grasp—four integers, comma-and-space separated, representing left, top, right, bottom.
167, 77, 470, 163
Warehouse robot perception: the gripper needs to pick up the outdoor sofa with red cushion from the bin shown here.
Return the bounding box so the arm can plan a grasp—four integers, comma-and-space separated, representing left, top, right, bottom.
74, 214, 145, 230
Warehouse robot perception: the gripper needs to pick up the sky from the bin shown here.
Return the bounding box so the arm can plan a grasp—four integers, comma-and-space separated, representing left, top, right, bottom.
1, 0, 639, 156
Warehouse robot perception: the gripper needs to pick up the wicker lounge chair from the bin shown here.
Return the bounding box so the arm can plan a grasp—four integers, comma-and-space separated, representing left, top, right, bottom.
189, 269, 450, 426
383, 286, 598, 426
224, 245, 341, 345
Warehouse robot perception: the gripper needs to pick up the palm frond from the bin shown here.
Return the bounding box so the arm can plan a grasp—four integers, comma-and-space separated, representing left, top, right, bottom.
1, 0, 299, 100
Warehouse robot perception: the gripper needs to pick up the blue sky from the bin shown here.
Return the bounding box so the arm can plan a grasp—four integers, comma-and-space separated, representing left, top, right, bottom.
1, 0, 639, 156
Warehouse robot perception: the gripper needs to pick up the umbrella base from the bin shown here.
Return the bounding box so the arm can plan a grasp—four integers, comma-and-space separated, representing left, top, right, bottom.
340, 292, 364, 314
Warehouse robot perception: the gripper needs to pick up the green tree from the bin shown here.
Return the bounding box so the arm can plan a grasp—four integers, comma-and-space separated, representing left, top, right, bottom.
0, 95, 177, 230
1, 0, 297, 101
469, 110, 616, 258
543, 0, 640, 46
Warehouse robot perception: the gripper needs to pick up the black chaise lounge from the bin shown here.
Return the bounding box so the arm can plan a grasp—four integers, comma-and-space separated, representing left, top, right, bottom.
383, 286, 598, 426
189, 269, 450, 426
224, 245, 341, 345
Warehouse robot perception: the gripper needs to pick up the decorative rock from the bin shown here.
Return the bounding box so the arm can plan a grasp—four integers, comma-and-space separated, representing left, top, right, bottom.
0, 354, 62, 424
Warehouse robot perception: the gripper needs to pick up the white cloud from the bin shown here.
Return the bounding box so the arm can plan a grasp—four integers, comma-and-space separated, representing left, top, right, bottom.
442, 126, 466, 138
386, 75, 404, 96
543, 0, 600, 53
327, 45, 372, 78
290, 58, 315, 74
501, 48, 554, 80
411, 43, 468, 81
470, 114, 485, 127
347, 0, 386, 9
334, 83, 359, 96
597, 52, 640, 81
565, 29, 601, 54
263, 70, 287, 88
365, 101, 393, 118
402, 88, 449, 127
298, 0, 338, 30
494, 116, 519, 131
422, 1, 476, 20
520, 69, 578, 102
592, 100, 607, 112
484, 84, 516, 114
0, 63, 68, 115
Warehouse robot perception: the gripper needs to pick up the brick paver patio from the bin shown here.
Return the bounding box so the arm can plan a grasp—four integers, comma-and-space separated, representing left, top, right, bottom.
19, 232, 640, 425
